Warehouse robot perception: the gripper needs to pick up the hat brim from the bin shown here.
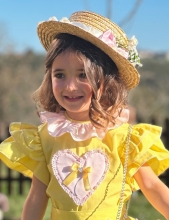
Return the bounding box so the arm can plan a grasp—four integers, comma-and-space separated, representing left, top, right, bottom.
37, 21, 140, 89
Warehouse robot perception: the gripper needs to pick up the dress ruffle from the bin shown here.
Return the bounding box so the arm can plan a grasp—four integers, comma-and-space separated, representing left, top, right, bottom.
118, 123, 169, 190
0, 122, 49, 185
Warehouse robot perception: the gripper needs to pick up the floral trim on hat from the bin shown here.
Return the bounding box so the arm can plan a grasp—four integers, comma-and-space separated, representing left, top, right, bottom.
46, 16, 142, 67
128, 36, 142, 67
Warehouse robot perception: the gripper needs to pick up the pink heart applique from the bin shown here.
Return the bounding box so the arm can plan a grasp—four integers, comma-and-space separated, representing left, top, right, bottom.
51, 149, 109, 205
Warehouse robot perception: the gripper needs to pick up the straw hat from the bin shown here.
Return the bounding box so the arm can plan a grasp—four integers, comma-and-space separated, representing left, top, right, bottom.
37, 11, 141, 89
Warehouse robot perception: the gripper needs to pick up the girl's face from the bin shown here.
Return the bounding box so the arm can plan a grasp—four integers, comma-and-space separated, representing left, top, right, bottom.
51, 49, 93, 121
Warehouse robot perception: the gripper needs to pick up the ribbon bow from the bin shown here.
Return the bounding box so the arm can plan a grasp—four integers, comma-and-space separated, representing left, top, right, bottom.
63, 163, 92, 191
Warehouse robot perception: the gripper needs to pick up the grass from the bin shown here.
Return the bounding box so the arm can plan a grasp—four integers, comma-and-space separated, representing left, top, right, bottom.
3, 190, 165, 220
1, 181, 51, 220
129, 192, 165, 220
4, 196, 51, 220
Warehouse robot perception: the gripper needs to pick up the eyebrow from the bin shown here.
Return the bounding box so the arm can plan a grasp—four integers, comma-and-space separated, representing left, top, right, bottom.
52, 69, 64, 73
52, 68, 85, 73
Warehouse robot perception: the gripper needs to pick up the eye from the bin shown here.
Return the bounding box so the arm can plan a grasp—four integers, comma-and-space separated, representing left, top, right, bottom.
54, 73, 65, 79
79, 72, 87, 79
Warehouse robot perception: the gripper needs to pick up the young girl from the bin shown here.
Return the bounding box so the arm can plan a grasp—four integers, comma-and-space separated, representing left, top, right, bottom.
0, 11, 169, 220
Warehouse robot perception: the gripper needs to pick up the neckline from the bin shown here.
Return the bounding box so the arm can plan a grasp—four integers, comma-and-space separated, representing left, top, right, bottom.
64, 111, 91, 124
40, 109, 129, 141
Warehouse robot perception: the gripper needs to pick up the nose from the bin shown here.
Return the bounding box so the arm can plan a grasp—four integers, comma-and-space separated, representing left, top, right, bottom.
65, 78, 78, 91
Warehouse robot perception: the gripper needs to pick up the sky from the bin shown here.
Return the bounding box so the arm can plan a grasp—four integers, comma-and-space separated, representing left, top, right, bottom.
0, 0, 169, 54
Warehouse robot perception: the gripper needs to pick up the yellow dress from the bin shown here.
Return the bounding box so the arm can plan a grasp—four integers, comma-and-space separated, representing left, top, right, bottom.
1, 112, 169, 220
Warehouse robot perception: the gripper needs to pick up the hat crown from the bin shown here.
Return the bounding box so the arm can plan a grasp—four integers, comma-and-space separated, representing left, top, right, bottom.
70, 11, 128, 48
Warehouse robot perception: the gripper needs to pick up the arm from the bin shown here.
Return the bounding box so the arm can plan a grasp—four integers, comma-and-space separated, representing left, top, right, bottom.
134, 164, 169, 219
21, 175, 48, 220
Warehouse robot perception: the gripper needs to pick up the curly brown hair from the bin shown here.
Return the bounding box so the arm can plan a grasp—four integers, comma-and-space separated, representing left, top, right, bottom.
33, 33, 128, 129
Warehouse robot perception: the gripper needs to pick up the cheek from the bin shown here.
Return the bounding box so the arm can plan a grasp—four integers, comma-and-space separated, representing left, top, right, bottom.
52, 80, 63, 93
83, 83, 93, 97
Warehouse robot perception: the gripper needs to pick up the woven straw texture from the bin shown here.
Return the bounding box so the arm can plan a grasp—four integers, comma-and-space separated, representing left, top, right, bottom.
37, 11, 140, 89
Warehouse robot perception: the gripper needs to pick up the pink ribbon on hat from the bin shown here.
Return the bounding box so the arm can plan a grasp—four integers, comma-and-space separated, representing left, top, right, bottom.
98, 30, 129, 59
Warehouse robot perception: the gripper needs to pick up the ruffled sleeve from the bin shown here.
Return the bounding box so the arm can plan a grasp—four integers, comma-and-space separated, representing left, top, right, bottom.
0, 122, 49, 186
118, 123, 169, 191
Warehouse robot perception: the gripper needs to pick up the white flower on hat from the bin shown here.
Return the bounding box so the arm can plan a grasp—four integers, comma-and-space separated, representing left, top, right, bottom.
128, 36, 138, 48
127, 36, 142, 67
48, 16, 58, 21
38, 16, 58, 25
59, 17, 102, 37
60, 17, 71, 23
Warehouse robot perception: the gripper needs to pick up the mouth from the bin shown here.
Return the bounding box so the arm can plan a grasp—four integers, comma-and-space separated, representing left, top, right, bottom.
64, 96, 83, 102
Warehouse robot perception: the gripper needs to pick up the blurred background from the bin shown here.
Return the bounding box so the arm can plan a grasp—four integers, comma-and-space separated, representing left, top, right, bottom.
0, 0, 169, 219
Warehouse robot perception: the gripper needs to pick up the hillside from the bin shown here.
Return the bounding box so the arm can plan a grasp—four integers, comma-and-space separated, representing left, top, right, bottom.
129, 54, 169, 123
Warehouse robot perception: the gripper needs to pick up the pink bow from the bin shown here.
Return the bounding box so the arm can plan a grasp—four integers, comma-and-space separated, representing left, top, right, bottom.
98, 30, 128, 59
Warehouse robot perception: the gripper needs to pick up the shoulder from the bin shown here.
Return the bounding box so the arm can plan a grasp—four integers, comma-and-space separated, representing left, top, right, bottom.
6, 122, 52, 152
105, 123, 163, 151
107, 122, 162, 139
105, 123, 129, 144
132, 123, 162, 134
38, 122, 56, 147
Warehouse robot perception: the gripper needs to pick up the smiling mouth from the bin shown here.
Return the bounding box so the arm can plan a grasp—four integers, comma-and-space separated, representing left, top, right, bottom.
64, 96, 83, 102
